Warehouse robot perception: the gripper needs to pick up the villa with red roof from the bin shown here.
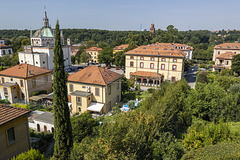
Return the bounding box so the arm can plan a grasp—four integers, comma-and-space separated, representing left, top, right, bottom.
0, 38, 13, 57
0, 64, 52, 103
67, 66, 122, 114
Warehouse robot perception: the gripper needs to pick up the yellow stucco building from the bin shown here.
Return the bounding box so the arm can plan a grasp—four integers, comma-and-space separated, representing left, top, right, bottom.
0, 105, 31, 160
113, 44, 129, 55
86, 47, 102, 63
67, 66, 122, 114
125, 45, 186, 86
212, 43, 240, 62
0, 64, 52, 103
213, 52, 236, 72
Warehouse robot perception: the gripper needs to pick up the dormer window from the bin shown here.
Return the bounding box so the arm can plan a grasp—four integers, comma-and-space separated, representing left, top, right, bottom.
155, 48, 158, 50
164, 48, 167, 50
143, 47, 146, 49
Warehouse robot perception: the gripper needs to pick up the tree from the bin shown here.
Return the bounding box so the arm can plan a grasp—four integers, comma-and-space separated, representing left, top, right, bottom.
114, 51, 125, 68
71, 113, 98, 143
232, 54, 240, 75
121, 75, 134, 94
11, 148, 45, 160
71, 55, 76, 65
52, 21, 73, 159
98, 46, 113, 66
80, 52, 90, 64
196, 71, 208, 84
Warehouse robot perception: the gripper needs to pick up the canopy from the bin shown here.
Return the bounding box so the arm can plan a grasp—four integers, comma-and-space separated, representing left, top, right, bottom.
87, 102, 104, 112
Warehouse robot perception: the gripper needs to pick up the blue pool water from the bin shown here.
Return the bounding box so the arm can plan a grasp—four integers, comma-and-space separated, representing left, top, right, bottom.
123, 101, 139, 111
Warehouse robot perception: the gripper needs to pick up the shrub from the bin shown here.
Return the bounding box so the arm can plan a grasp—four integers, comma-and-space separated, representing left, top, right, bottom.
12, 103, 30, 109
32, 90, 47, 96
11, 148, 45, 160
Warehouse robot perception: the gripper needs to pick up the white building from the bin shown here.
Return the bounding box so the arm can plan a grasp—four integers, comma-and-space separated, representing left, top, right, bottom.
0, 38, 13, 57
18, 10, 71, 70
28, 110, 54, 133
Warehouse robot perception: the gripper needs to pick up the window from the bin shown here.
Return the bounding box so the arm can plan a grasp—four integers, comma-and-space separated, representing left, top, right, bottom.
218, 51, 220, 55
95, 88, 100, 96
151, 57, 154, 61
173, 59, 177, 62
3, 87, 8, 96
162, 58, 165, 62
226, 61, 229, 65
130, 61, 134, 67
3, 50, 5, 55
172, 65, 177, 71
94, 56, 96, 59
69, 84, 73, 92
7, 127, 16, 145
171, 77, 176, 82
161, 64, 165, 70
140, 57, 144, 60
108, 85, 111, 95
45, 75, 48, 82
117, 95, 119, 102
36, 62, 38, 64
10, 78, 13, 81
76, 97, 82, 106
32, 78, 36, 87
43, 61, 45, 64
8, 50, 11, 54
95, 53, 96, 55
1, 77, 4, 83
20, 80, 23, 87
130, 56, 134, 59
140, 62, 144, 68
150, 63, 154, 69
117, 80, 119, 89
82, 86, 86, 88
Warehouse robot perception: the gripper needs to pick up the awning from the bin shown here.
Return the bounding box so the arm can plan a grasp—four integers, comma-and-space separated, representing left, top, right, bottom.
87, 102, 104, 112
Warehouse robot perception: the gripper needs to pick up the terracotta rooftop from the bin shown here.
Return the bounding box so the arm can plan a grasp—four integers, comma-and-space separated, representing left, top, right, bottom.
154, 42, 193, 50
216, 52, 236, 60
114, 44, 129, 50
131, 71, 162, 78
86, 47, 102, 51
125, 45, 186, 58
0, 64, 52, 79
214, 43, 240, 49
0, 105, 31, 126
68, 66, 122, 86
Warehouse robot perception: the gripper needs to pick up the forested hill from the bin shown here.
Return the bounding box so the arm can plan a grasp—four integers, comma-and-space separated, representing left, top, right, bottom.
1, 27, 240, 60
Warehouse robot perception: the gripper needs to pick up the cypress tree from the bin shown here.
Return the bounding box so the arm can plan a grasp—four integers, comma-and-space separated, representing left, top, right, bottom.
53, 20, 73, 159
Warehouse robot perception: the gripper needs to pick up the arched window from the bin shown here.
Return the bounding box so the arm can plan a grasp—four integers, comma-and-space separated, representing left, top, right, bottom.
172, 65, 177, 71
37, 124, 40, 132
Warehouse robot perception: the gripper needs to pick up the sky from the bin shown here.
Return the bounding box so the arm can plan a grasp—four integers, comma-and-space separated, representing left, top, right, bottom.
1, 0, 240, 31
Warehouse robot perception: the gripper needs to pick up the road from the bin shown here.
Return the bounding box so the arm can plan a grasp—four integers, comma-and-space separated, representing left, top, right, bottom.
184, 66, 198, 89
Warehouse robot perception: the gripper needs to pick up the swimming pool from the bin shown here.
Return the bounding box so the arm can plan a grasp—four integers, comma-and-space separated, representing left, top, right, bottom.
123, 101, 140, 111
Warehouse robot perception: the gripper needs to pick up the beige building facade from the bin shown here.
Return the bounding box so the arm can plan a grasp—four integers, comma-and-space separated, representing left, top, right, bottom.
125, 45, 185, 86
86, 47, 102, 63
68, 66, 122, 114
0, 105, 31, 160
213, 43, 240, 61
213, 52, 236, 72
0, 64, 52, 103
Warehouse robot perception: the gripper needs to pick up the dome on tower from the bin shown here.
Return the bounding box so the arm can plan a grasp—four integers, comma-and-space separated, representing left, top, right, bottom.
33, 27, 54, 38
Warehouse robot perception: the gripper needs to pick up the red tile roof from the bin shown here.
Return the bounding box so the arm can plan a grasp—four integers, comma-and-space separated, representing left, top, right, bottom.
86, 47, 102, 51
214, 43, 240, 49
154, 42, 193, 50
0, 64, 52, 79
0, 105, 31, 126
113, 44, 129, 50
131, 71, 162, 78
125, 45, 186, 58
68, 66, 122, 85
216, 52, 236, 60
